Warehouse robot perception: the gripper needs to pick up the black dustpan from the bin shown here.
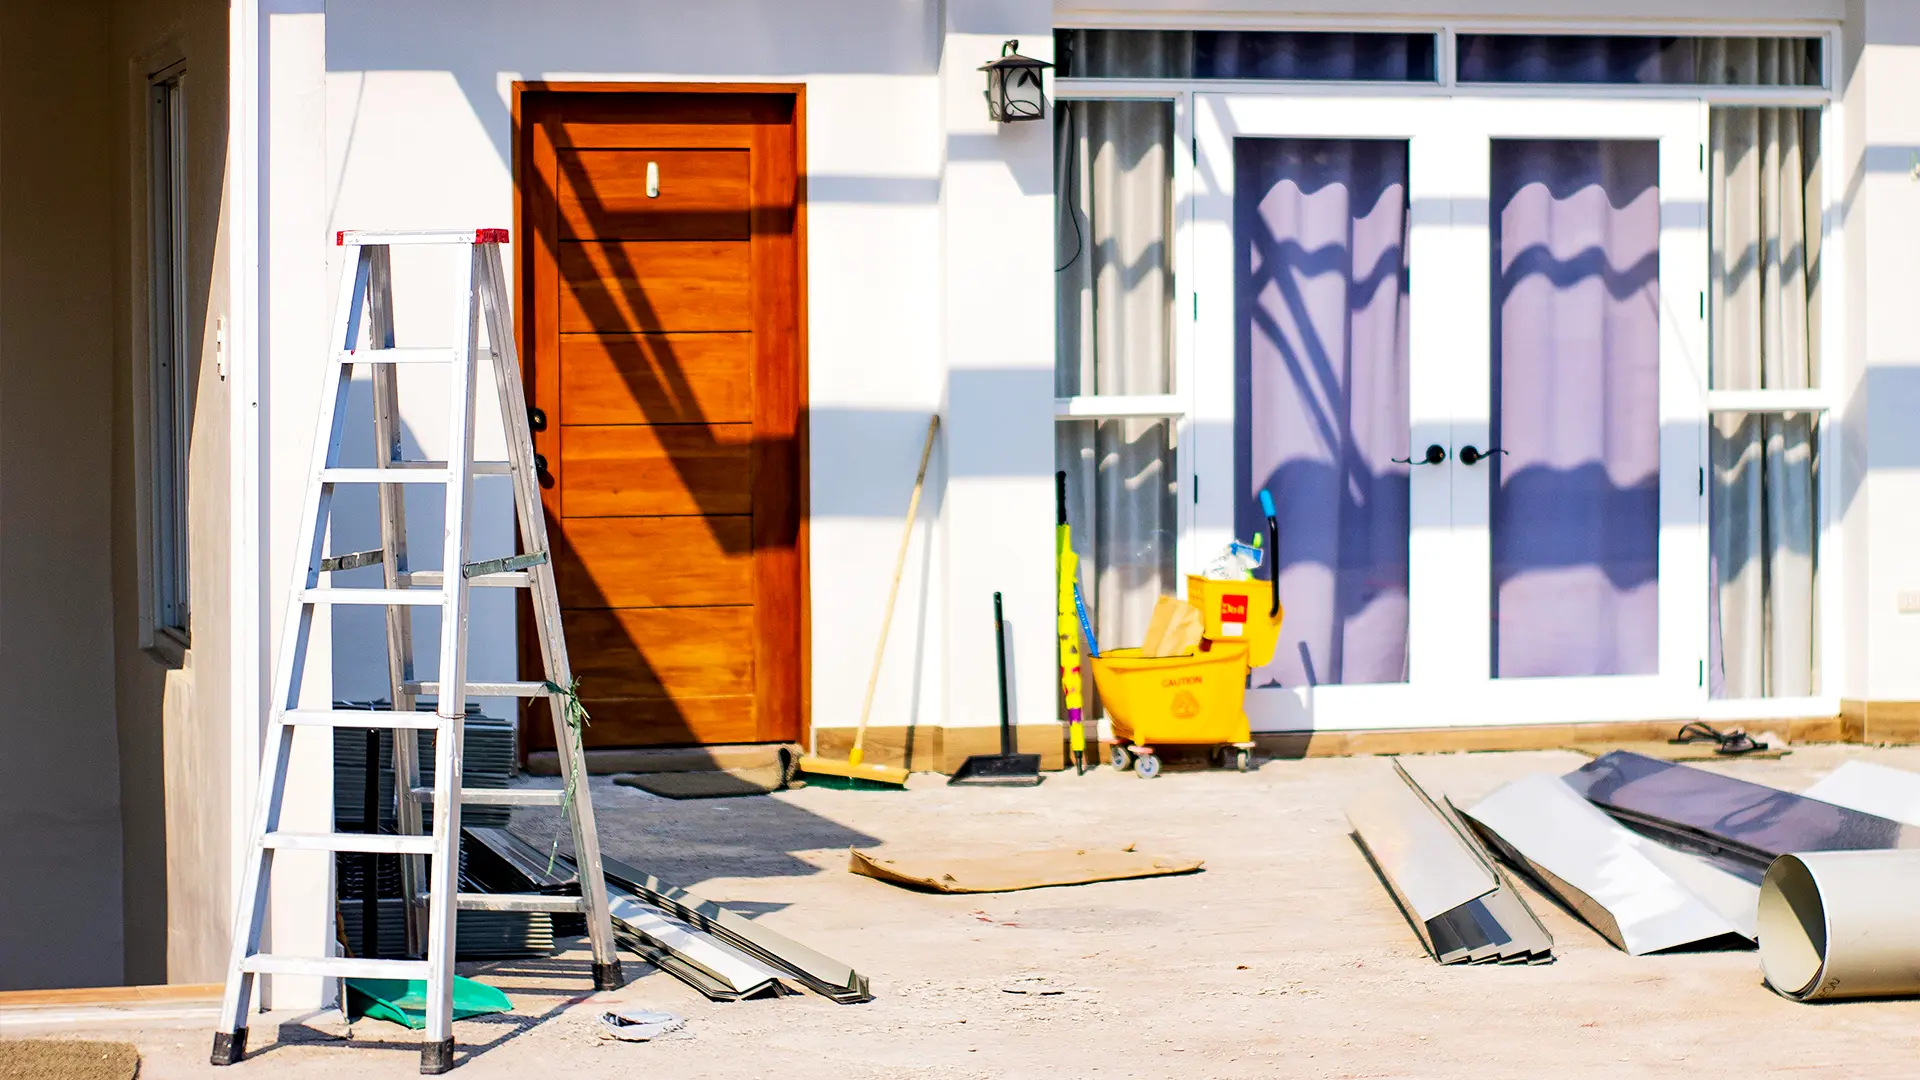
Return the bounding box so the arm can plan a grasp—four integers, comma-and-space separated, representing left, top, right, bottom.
949, 592, 1042, 786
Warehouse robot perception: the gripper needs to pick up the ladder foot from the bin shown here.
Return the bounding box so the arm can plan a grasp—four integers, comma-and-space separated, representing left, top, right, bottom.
210, 1029, 247, 1066
592, 959, 626, 991
420, 1037, 457, 1075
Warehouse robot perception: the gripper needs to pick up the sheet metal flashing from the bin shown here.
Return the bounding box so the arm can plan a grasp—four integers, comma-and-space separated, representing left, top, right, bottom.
1347, 761, 1551, 965
1563, 751, 1920, 871
1800, 761, 1920, 827
1464, 772, 1754, 954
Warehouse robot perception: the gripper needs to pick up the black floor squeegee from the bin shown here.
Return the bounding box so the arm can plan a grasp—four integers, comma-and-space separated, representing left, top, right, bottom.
948, 592, 1042, 786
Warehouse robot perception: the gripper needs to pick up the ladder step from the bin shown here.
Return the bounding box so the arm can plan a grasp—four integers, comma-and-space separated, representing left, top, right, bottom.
302, 588, 444, 607
403, 570, 530, 589
456, 893, 588, 914
392, 459, 512, 476
337, 228, 509, 247
336, 347, 455, 365
262, 832, 437, 855
319, 467, 452, 485
242, 955, 431, 980
410, 787, 568, 807
282, 709, 449, 730
405, 681, 550, 698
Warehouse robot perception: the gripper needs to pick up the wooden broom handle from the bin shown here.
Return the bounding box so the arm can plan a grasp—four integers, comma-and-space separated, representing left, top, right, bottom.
854, 415, 941, 756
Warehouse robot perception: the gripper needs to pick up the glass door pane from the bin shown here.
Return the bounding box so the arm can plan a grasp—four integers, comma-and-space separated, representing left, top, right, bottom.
1235, 138, 1411, 687
1488, 139, 1662, 678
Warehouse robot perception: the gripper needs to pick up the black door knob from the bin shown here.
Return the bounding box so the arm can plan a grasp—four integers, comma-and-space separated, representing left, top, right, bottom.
528, 406, 548, 433
1459, 445, 1506, 466
1393, 444, 1448, 466
534, 453, 549, 475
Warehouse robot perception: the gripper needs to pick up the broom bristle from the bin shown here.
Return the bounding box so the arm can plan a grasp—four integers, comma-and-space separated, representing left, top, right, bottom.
796, 754, 909, 789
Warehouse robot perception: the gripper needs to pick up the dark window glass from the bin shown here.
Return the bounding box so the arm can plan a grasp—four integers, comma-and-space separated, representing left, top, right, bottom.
1457, 35, 1821, 87
1055, 29, 1437, 82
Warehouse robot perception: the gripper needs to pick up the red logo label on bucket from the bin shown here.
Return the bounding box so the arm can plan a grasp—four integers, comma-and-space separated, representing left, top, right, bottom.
1220, 595, 1248, 624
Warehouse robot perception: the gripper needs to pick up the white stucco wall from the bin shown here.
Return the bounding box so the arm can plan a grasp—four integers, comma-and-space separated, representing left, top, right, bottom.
317, 0, 1065, 747
1841, 0, 1920, 702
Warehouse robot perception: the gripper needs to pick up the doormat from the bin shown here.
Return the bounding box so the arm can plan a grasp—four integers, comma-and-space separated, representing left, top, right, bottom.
615, 764, 789, 800
849, 845, 1202, 893
0, 1040, 138, 1080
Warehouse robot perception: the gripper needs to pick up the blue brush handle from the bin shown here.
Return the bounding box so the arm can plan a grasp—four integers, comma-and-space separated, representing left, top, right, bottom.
1259, 490, 1279, 617
1073, 582, 1100, 658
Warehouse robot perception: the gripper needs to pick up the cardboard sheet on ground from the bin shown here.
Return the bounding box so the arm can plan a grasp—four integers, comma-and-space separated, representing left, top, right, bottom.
848, 845, 1202, 893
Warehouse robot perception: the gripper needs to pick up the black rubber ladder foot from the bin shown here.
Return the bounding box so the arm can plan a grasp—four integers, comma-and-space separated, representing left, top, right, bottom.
592, 959, 626, 991
210, 1029, 247, 1066
420, 1037, 457, 1075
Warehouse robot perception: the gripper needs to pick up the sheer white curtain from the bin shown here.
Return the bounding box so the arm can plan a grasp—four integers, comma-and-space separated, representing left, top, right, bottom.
1056, 99, 1179, 653
1708, 95, 1821, 697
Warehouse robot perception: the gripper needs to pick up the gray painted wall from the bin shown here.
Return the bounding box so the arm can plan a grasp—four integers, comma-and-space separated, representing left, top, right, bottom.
0, 1, 127, 991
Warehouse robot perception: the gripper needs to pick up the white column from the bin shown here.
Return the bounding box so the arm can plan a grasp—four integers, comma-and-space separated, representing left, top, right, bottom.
1842, 1, 1920, 703
254, 0, 333, 1011
939, 3, 1056, 743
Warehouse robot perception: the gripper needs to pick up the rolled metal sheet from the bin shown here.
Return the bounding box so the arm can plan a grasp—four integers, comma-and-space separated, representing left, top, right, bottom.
1563, 751, 1920, 870
1758, 851, 1920, 1001
1800, 761, 1920, 827
1464, 773, 1752, 954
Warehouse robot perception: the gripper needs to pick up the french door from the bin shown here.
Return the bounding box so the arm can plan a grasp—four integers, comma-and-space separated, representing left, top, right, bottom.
1191, 94, 1709, 731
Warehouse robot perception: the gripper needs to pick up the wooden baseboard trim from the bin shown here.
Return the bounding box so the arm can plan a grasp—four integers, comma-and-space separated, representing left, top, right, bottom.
0, 983, 220, 1008
550, 705, 1910, 776
1840, 700, 1920, 745
528, 743, 802, 776
1251, 716, 1844, 759
811, 725, 1072, 773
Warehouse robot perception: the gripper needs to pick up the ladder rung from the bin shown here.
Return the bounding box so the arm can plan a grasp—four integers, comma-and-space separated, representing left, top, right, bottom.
409, 787, 567, 807
319, 549, 384, 573
405, 681, 550, 698
337, 228, 508, 247
302, 588, 444, 606
403, 570, 531, 589
336, 347, 454, 365
395, 459, 512, 476
281, 709, 448, 730
319, 468, 452, 485
262, 832, 437, 855
456, 893, 587, 914
242, 955, 431, 980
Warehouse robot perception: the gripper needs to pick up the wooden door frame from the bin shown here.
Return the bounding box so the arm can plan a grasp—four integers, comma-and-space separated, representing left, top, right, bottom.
511, 81, 810, 757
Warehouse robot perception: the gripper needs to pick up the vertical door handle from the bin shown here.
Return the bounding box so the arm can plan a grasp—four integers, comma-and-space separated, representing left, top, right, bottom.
646, 161, 660, 198
1392, 444, 1448, 466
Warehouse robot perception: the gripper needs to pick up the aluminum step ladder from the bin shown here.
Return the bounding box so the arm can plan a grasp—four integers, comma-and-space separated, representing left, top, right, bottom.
211, 228, 622, 1074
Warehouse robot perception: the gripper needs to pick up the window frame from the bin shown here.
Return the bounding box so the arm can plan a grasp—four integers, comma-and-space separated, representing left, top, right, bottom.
1053, 89, 1199, 581
1051, 19, 1844, 716
145, 61, 192, 655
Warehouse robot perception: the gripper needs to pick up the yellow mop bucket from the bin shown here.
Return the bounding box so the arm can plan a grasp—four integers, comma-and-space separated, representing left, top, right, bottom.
1089, 641, 1254, 750
1185, 574, 1282, 669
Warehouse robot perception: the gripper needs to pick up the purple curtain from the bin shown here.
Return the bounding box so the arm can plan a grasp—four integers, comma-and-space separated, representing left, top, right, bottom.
1236, 139, 1410, 688
1490, 140, 1661, 678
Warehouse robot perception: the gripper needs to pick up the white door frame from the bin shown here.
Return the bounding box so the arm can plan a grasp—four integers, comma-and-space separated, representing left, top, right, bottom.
1193, 92, 1709, 732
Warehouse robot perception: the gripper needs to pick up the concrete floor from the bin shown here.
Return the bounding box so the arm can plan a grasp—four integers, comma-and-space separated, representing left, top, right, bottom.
33, 743, 1920, 1078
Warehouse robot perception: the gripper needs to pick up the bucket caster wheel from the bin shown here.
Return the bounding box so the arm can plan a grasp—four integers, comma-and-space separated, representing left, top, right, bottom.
1110, 744, 1132, 771
1135, 752, 1161, 779
1235, 748, 1252, 773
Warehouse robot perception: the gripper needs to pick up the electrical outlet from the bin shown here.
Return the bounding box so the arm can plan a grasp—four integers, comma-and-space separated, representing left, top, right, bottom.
1899, 590, 1920, 614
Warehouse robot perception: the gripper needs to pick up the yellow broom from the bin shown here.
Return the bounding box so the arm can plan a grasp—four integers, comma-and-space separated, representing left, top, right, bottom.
797, 414, 939, 789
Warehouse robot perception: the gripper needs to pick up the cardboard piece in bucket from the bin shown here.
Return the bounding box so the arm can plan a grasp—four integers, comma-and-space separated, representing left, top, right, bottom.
847, 845, 1203, 893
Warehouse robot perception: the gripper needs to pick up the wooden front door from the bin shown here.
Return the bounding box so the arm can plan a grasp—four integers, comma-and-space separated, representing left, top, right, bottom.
518, 87, 804, 749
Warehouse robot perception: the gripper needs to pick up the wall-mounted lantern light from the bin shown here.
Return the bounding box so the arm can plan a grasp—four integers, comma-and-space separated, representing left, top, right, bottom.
981, 40, 1052, 123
